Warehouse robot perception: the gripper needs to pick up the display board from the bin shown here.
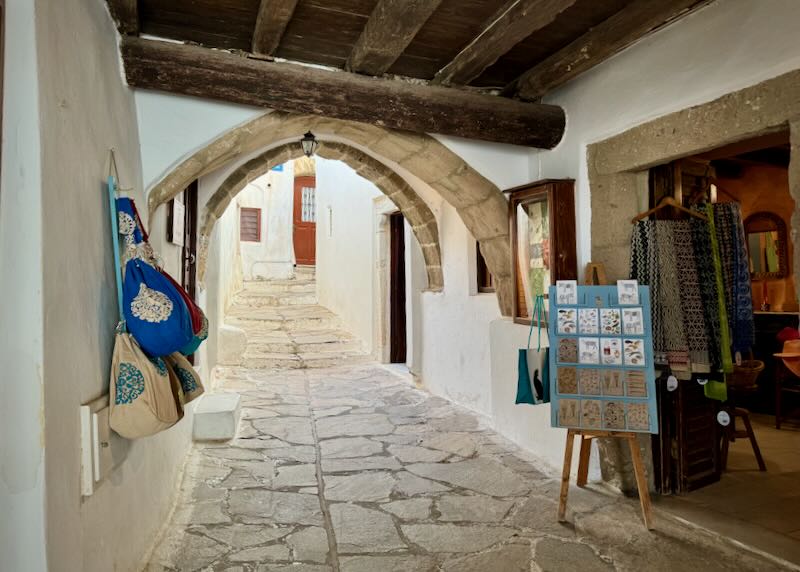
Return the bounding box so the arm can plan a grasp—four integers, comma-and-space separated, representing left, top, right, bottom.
548, 284, 658, 434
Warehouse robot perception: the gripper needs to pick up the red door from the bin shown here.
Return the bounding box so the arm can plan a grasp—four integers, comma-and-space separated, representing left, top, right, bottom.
293, 175, 316, 265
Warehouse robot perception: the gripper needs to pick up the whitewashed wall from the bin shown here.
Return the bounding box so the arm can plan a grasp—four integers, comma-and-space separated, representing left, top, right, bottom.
237, 165, 296, 280
316, 158, 383, 352
2, 1, 196, 571
0, 1, 47, 570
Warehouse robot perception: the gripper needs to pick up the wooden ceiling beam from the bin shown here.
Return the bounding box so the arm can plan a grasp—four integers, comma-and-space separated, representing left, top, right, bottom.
252, 0, 299, 56
433, 0, 577, 87
121, 37, 565, 148
511, 0, 707, 100
346, 0, 444, 76
107, 0, 138, 36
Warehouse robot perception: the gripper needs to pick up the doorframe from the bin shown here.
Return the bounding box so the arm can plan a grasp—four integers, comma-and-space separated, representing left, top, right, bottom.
585, 69, 800, 494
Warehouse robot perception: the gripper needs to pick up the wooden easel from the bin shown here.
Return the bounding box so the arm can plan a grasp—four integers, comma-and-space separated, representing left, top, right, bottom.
559, 429, 654, 529
583, 262, 607, 286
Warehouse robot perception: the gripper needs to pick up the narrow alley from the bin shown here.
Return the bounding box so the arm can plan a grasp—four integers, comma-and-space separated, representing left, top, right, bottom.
8, 1, 800, 571
147, 362, 782, 571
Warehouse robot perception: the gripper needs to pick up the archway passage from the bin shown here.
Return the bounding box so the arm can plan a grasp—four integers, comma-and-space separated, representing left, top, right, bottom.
199, 141, 444, 294
149, 112, 514, 315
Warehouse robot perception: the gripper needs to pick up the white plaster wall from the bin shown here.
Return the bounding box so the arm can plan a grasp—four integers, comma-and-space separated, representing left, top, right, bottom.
33, 1, 193, 570
0, 2, 47, 570
419, 204, 502, 416
204, 200, 244, 377
238, 165, 296, 280
538, 0, 800, 275
135, 92, 261, 189
405, 222, 427, 376
316, 158, 382, 352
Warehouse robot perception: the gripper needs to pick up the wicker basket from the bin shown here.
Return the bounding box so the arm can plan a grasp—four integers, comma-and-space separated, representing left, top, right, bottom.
727, 360, 765, 388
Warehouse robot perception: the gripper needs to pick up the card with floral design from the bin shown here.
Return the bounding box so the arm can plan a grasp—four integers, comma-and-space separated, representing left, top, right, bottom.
581, 399, 602, 429
558, 338, 578, 363
603, 401, 626, 430
627, 403, 650, 431
557, 367, 578, 394
578, 369, 600, 395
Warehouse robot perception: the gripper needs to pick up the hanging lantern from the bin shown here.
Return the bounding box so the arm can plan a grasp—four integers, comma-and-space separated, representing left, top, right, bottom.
300, 131, 319, 157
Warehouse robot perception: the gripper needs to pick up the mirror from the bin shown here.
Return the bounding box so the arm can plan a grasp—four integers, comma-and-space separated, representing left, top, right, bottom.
744, 212, 788, 279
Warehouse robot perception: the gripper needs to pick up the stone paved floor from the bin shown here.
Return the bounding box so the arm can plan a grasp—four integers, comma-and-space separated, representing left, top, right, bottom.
146, 364, 791, 572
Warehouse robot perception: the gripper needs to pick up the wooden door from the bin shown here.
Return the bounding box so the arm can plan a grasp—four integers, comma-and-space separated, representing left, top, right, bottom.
293, 175, 317, 265
180, 181, 199, 301
390, 213, 407, 363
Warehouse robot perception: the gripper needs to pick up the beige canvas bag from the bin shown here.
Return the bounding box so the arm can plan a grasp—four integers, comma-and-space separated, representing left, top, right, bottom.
165, 352, 205, 405
109, 332, 180, 438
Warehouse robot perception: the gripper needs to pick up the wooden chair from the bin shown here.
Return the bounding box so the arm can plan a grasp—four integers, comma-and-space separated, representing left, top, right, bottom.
720, 402, 766, 471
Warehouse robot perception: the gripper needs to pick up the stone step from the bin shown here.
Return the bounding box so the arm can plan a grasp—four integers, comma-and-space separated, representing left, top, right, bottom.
229, 315, 341, 332
233, 290, 318, 307
242, 350, 371, 370
246, 338, 362, 355
241, 280, 316, 294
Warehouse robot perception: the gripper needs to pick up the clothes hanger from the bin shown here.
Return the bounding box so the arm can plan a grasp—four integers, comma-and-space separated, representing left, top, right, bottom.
631, 196, 708, 223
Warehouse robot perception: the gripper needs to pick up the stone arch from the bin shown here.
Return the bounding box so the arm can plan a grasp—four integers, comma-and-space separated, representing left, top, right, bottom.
149, 111, 513, 314
199, 141, 443, 291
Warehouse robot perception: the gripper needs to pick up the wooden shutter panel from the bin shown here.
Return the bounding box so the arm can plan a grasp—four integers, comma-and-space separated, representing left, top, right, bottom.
240, 208, 261, 242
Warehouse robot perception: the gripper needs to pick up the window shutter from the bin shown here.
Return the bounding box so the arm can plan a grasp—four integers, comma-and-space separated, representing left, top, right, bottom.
240, 208, 261, 242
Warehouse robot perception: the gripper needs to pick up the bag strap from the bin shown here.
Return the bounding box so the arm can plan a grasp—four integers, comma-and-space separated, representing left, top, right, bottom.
526, 294, 546, 352
107, 175, 126, 331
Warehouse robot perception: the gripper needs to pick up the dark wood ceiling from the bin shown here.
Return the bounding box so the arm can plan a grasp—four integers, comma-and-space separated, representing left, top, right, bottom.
136, 0, 704, 93
113, 0, 711, 147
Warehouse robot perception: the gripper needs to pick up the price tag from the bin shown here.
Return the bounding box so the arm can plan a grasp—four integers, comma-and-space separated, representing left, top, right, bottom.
666, 375, 678, 392
717, 411, 731, 427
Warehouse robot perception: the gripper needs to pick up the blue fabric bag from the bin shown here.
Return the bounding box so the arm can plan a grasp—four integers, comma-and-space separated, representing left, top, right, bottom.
516, 294, 550, 405
123, 258, 194, 357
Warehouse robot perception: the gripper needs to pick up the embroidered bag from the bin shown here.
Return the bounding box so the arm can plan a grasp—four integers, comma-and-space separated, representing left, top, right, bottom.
123, 257, 194, 357
165, 352, 205, 404
160, 270, 209, 356
109, 330, 181, 439
516, 295, 551, 405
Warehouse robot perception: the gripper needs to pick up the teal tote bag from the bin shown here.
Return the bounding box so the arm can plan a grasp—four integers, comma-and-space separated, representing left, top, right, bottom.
516, 295, 550, 405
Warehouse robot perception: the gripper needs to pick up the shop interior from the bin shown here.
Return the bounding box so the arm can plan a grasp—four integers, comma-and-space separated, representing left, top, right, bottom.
637, 132, 800, 563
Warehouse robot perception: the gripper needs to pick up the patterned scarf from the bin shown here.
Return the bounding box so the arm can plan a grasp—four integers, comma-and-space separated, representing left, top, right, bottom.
656, 221, 691, 371
630, 220, 665, 364
713, 203, 754, 354
672, 221, 709, 371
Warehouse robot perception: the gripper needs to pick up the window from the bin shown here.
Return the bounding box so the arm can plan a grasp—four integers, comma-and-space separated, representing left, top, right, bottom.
301, 186, 316, 222
510, 179, 577, 324
476, 242, 495, 293
240, 207, 261, 242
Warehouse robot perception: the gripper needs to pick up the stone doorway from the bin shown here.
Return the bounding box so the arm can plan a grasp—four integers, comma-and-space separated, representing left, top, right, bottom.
586, 69, 800, 563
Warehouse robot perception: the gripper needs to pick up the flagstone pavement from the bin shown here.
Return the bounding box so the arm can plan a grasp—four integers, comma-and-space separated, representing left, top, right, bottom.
146, 363, 788, 572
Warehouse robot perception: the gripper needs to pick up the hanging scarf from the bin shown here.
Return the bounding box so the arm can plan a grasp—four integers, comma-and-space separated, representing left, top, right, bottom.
672, 221, 710, 371
713, 203, 754, 354
703, 203, 733, 373
688, 210, 730, 372
656, 221, 690, 371
630, 220, 666, 364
